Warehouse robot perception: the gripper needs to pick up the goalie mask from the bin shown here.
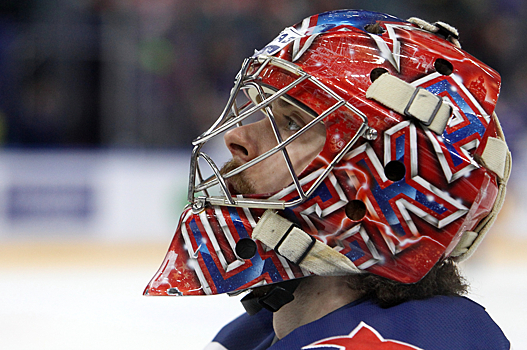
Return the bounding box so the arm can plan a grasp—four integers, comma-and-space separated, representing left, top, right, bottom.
145, 10, 510, 302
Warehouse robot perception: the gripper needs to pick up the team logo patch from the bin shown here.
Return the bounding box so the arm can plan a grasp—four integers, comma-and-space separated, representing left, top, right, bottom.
302, 322, 424, 349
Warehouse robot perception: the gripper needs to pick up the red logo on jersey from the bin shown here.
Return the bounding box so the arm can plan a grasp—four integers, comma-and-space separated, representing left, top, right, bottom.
302, 322, 424, 350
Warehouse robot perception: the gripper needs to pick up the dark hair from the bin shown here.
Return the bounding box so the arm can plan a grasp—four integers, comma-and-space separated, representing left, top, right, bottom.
349, 258, 468, 308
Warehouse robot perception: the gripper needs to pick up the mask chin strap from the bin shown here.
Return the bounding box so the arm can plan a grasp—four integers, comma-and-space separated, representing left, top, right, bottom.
240, 210, 360, 315
240, 279, 303, 315
253, 210, 360, 275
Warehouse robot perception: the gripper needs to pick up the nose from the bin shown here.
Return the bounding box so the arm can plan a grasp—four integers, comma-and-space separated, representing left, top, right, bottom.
224, 120, 271, 163
224, 124, 257, 162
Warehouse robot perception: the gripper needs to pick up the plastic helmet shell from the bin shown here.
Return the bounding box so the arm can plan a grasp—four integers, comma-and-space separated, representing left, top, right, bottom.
145, 10, 505, 297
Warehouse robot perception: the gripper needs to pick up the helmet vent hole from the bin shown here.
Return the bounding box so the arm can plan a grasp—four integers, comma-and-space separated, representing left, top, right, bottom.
364, 22, 385, 35
370, 68, 389, 82
346, 200, 367, 221
235, 238, 258, 259
384, 160, 406, 181
434, 58, 453, 75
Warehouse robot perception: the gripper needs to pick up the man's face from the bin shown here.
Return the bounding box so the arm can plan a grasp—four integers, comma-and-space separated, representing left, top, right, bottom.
222, 98, 326, 195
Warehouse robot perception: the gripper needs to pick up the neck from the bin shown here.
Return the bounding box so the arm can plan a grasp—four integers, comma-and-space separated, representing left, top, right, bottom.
272, 275, 362, 340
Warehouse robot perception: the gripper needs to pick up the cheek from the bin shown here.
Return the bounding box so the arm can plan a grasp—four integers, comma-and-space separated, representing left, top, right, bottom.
243, 124, 326, 194
253, 120, 280, 154
248, 152, 292, 193
287, 131, 326, 173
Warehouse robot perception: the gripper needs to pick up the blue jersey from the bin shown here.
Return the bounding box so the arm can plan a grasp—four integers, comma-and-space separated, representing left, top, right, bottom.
206, 296, 510, 350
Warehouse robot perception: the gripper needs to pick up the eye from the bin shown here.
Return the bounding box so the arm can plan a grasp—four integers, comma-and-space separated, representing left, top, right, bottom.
285, 116, 301, 131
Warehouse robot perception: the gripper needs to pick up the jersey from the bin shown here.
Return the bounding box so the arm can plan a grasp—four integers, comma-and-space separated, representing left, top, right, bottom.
204, 296, 510, 350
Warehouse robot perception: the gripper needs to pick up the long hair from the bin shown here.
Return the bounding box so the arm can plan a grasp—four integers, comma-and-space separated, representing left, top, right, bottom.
349, 258, 469, 308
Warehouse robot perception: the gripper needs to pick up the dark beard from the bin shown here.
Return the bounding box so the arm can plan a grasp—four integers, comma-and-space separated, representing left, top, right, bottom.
220, 159, 256, 195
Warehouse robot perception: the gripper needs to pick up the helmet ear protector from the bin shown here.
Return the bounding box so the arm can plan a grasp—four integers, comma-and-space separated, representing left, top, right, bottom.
144, 10, 510, 312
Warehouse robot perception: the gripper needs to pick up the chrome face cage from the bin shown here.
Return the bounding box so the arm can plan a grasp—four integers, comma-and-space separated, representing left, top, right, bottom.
188, 55, 371, 212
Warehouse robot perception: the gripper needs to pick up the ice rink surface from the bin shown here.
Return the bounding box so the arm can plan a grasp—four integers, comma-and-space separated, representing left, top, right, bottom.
0, 238, 525, 350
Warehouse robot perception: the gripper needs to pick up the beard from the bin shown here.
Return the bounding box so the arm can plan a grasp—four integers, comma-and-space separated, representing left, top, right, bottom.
220, 159, 256, 195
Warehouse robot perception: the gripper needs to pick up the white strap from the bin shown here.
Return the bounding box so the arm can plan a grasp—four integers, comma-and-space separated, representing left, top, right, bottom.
450, 230, 478, 257
453, 179, 507, 261
452, 112, 511, 261
366, 73, 452, 135
407, 17, 461, 49
252, 210, 360, 275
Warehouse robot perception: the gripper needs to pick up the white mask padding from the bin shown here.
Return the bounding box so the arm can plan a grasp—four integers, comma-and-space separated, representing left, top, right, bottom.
366, 73, 452, 135
407, 17, 462, 49
252, 210, 360, 275
479, 137, 510, 181
452, 112, 511, 261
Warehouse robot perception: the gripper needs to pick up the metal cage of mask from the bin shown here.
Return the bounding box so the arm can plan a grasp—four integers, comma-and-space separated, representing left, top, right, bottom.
188, 55, 374, 213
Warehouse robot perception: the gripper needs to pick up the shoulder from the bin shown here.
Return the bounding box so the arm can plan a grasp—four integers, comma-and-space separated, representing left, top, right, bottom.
366, 296, 508, 344
206, 296, 510, 350
274, 296, 510, 350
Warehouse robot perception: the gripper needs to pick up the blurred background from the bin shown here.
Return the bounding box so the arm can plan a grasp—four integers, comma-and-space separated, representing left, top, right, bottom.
0, 0, 525, 349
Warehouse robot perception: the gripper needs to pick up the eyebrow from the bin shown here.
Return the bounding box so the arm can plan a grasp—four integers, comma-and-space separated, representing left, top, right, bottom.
277, 96, 317, 118
278, 98, 290, 107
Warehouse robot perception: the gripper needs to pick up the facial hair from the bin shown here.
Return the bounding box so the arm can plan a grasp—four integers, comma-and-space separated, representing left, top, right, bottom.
220, 159, 256, 195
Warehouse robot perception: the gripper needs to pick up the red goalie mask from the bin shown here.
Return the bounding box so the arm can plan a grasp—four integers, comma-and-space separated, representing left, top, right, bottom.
145, 10, 510, 298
